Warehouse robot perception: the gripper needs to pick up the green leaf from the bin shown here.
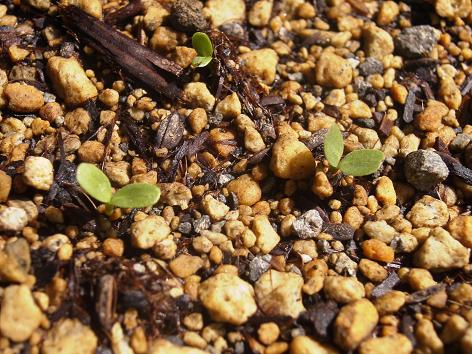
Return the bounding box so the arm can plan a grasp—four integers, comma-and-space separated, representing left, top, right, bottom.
192, 32, 213, 57
338, 149, 384, 176
192, 56, 212, 68
76, 163, 113, 203
323, 124, 344, 168
110, 183, 161, 208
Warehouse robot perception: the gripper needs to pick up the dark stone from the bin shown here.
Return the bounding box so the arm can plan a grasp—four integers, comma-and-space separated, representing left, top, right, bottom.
358, 57, 384, 76
170, 0, 208, 33
404, 150, 449, 191
395, 25, 438, 58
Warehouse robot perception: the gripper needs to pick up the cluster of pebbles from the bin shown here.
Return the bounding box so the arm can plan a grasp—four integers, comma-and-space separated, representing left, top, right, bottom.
1, 0, 472, 353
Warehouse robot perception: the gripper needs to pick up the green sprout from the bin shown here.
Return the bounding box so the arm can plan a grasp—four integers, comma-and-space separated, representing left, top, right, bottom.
323, 124, 384, 176
76, 163, 160, 214
192, 32, 213, 68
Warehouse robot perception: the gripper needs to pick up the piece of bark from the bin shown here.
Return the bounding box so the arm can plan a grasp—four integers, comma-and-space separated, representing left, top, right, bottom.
437, 151, 472, 185
59, 6, 182, 99
105, 0, 145, 25
402, 87, 416, 123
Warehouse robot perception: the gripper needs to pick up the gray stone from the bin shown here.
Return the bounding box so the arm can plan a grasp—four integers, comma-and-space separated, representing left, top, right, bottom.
193, 215, 211, 233
0, 207, 29, 232
404, 150, 449, 191
292, 209, 324, 239
358, 57, 384, 76
450, 133, 471, 152
247, 255, 271, 282
395, 25, 438, 58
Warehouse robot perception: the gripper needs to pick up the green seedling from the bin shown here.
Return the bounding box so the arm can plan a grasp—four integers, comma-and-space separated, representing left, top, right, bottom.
76, 163, 160, 214
323, 124, 384, 176
192, 32, 213, 68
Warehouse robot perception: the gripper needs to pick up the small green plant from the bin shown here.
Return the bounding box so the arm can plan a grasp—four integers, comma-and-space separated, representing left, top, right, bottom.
192, 32, 213, 68
323, 124, 384, 176
76, 163, 160, 214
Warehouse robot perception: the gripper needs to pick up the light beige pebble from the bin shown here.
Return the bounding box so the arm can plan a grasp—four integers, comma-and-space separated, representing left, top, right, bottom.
440, 77, 462, 109
244, 126, 266, 153
312, 171, 333, 199
65, 108, 91, 135
240, 48, 278, 85
461, 326, 472, 354
358, 259, 388, 282
0, 170, 12, 202
4, 82, 44, 113
448, 215, 472, 248
415, 319, 444, 354
436, 0, 472, 18
159, 182, 193, 210
374, 290, 406, 315
60, 0, 102, 18
441, 314, 468, 344
415, 100, 448, 132
362, 239, 395, 263
363, 24, 394, 59
377, 1, 400, 25
23, 156, 54, 191
249, 0, 273, 27
363, 220, 397, 243
104, 161, 130, 187
202, 195, 230, 221
169, 254, 204, 278
0, 207, 28, 232
414, 227, 470, 271
227, 174, 261, 206
143, 5, 168, 32
0, 238, 30, 283
406, 195, 449, 228
131, 215, 170, 249
252, 214, 281, 254
188, 108, 208, 134
215, 93, 241, 119
183, 82, 216, 111
0, 285, 42, 342
47, 56, 98, 106
42, 318, 97, 354
358, 334, 413, 354
315, 51, 352, 88
290, 336, 339, 354
99, 88, 119, 107
203, 0, 246, 27
407, 268, 436, 291
26, 0, 51, 10
258, 322, 280, 345
270, 135, 316, 179
198, 273, 257, 325
255, 270, 305, 318
343, 100, 372, 119
148, 339, 208, 354
375, 176, 396, 205
334, 299, 379, 351
77, 141, 105, 163
323, 276, 365, 304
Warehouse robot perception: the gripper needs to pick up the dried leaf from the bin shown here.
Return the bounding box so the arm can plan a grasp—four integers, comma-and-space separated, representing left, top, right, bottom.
371, 272, 400, 298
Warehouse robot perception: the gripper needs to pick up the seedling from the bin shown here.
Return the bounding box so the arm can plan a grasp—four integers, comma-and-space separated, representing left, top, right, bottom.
192, 32, 213, 68
323, 124, 384, 176
76, 163, 160, 214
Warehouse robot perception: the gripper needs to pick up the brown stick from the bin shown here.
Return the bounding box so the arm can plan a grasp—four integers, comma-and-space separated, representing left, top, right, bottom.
104, 0, 145, 25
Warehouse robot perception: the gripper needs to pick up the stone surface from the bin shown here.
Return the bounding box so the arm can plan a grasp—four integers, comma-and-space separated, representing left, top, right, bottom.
240, 48, 278, 84
290, 336, 339, 354
252, 215, 281, 254
316, 51, 352, 88
0, 207, 28, 232
358, 334, 413, 354
148, 339, 209, 354
255, 270, 305, 318
23, 156, 54, 190
395, 25, 439, 58
4, 82, 44, 112
203, 0, 245, 27
358, 57, 383, 76
404, 150, 449, 191
0, 170, 12, 202
226, 174, 261, 206
0, 238, 30, 283
183, 82, 216, 111
363, 24, 394, 59
436, 0, 472, 18
41, 319, 97, 354
414, 227, 469, 271
159, 182, 193, 210
169, 254, 204, 278
292, 209, 324, 239
130, 215, 170, 249
270, 135, 316, 179
0, 285, 42, 342
199, 273, 257, 325
407, 195, 449, 228
334, 299, 379, 351
170, 0, 208, 32
448, 215, 472, 248
323, 276, 365, 304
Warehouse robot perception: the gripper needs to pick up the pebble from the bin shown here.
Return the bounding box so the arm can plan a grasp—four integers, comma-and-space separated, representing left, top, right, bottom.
248, 0, 273, 27
334, 299, 379, 351
255, 270, 305, 318
395, 25, 439, 58
374, 290, 406, 315
415, 100, 449, 132
77, 141, 106, 163
363, 220, 397, 243
0, 170, 12, 202
414, 227, 469, 271
148, 339, 208, 354
226, 174, 261, 206
203, 0, 245, 27
323, 276, 365, 304
130, 215, 171, 249
65, 107, 91, 135
23, 156, 54, 191
0, 238, 30, 283
240, 48, 278, 84
404, 150, 449, 191
358, 57, 384, 77
170, 0, 208, 32
0, 285, 42, 342
362, 239, 395, 263
183, 82, 216, 111
407, 195, 449, 228
290, 336, 339, 354
375, 176, 396, 205
169, 254, 204, 278
292, 209, 323, 239
47, 56, 98, 106
159, 182, 193, 210
358, 334, 413, 354
252, 214, 281, 254
4, 82, 44, 112
258, 322, 280, 345
363, 24, 394, 59
270, 135, 316, 179
435, 0, 472, 18
104, 161, 130, 186
215, 92, 241, 119
315, 51, 352, 88
198, 273, 257, 325
448, 215, 472, 247
202, 195, 230, 221
359, 259, 388, 282
42, 318, 97, 354
0, 207, 29, 232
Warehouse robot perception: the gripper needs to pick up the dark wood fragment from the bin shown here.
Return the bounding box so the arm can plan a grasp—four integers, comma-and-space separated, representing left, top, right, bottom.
96, 275, 116, 330
379, 115, 394, 137
299, 300, 339, 340
322, 104, 340, 119
261, 95, 285, 106
401, 314, 417, 347
247, 147, 270, 166
302, 128, 328, 151
323, 223, 354, 241
371, 271, 400, 298
59, 6, 182, 99
406, 284, 446, 304
402, 87, 417, 124
404, 58, 438, 71
437, 151, 472, 185
105, 0, 144, 25
155, 112, 184, 150
461, 74, 472, 95
121, 112, 154, 161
